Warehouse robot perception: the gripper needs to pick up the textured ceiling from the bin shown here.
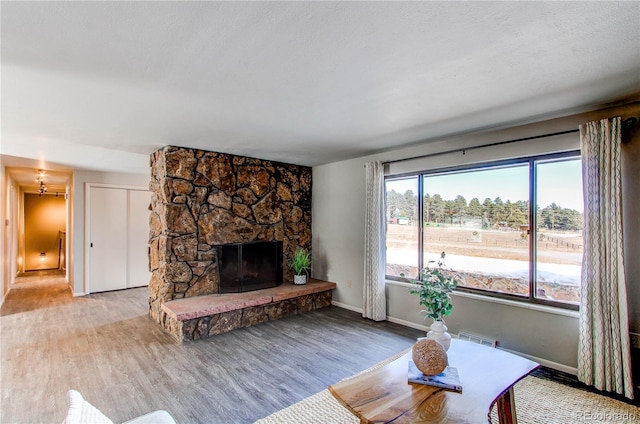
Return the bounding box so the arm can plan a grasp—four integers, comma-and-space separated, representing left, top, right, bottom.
2, 1, 639, 189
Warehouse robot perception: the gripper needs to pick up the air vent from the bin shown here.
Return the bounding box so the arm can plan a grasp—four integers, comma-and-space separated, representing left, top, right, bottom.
630, 332, 639, 350
458, 331, 498, 348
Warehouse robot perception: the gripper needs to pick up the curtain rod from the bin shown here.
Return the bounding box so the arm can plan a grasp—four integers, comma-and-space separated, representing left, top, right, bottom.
381, 129, 580, 166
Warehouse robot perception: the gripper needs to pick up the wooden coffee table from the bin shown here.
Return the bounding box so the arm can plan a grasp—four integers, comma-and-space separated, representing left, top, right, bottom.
329, 339, 538, 423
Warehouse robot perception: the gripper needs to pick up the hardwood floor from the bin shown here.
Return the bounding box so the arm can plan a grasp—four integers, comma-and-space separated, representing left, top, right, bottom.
0, 274, 423, 423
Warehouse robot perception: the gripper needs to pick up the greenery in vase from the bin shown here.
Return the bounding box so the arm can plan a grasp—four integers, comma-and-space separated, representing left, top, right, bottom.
407, 252, 461, 321
290, 248, 311, 276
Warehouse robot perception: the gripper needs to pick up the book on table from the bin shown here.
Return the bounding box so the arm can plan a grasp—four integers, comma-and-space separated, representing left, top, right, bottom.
408, 361, 463, 393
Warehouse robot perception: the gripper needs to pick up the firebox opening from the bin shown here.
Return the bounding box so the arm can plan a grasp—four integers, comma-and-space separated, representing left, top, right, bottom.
217, 240, 283, 294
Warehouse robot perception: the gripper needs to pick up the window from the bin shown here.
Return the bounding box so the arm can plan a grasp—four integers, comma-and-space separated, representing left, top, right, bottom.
386, 178, 419, 279
385, 151, 582, 308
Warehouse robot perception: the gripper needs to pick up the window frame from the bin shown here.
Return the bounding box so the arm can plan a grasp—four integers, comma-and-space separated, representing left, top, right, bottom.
385, 150, 581, 311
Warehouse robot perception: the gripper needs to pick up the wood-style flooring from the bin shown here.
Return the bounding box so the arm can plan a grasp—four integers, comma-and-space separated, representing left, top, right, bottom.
0, 272, 423, 423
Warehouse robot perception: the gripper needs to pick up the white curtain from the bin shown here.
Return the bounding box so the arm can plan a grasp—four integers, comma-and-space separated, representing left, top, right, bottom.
578, 117, 634, 399
363, 160, 386, 321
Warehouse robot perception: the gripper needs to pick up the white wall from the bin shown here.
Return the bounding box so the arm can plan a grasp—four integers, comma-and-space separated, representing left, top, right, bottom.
70, 170, 149, 295
622, 123, 640, 337
0, 162, 20, 303
1, 158, 6, 303
312, 101, 640, 372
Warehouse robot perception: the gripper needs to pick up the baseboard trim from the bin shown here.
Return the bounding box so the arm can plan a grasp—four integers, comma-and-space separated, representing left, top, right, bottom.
386, 316, 430, 333
73, 291, 86, 297
331, 302, 431, 333
331, 301, 362, 314
498, 346, 578, 375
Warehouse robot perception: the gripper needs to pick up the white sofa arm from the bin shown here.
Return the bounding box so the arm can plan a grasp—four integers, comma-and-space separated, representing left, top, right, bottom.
64, 390, 176, 424
122, 410, 176, 424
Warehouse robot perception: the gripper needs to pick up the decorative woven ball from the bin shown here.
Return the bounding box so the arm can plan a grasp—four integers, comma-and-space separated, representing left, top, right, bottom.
412, 339, 448, 376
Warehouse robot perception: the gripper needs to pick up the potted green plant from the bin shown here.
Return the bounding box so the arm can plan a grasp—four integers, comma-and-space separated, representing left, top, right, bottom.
290, 248, 311, 285
407, 252, 461, 351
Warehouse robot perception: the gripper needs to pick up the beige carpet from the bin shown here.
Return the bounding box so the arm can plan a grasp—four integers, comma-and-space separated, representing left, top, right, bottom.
255, 351, 639, 424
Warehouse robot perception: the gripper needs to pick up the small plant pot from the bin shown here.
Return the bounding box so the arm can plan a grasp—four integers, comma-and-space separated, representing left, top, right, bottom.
293, 274, 307, 285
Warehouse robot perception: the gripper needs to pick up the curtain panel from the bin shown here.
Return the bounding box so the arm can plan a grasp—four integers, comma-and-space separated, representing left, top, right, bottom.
578, 117, 634, 399
363, 161, 386, 321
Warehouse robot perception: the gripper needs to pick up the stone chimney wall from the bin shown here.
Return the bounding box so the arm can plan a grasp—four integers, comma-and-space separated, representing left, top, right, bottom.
148, 146, 311, 324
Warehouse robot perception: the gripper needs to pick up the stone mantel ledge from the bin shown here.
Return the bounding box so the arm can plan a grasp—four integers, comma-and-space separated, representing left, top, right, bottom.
162, 279, 337, 322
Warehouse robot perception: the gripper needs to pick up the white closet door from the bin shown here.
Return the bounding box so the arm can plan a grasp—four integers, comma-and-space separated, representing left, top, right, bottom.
89, 187, 127, 292
127, 190, 151, 288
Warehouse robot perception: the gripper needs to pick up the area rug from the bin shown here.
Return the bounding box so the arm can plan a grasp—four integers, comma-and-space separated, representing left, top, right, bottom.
255, 350, 639, 424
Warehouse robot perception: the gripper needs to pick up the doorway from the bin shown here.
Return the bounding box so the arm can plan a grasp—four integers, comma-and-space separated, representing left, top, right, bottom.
23, 193, 67, 271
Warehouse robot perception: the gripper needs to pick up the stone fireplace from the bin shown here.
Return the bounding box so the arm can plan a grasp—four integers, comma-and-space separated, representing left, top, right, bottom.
148, 146, 312, 330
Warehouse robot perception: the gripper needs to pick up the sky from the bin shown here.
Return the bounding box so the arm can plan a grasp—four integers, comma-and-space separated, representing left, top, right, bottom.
387, 158, 583, 212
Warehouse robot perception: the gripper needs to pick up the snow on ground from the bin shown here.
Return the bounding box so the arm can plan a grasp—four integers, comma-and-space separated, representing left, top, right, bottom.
386, 248, 580, 287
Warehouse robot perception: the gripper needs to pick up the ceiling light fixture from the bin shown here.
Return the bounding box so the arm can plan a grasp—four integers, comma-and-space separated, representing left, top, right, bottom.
36, 170, 47, 196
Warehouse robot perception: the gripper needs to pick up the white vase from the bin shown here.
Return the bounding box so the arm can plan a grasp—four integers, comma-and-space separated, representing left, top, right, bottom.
293, 274, 307, 285
426, 320, 452, 351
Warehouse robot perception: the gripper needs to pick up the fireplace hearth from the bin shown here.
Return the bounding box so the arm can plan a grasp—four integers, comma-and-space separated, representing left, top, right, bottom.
217, 241, 283, 293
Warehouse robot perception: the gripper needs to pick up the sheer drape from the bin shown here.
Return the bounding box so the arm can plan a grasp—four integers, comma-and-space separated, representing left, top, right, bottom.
363, 161, 386, 321
578, 117, 634, 399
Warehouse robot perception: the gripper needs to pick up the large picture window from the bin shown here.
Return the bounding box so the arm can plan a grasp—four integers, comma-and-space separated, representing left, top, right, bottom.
385, 151, 582, 308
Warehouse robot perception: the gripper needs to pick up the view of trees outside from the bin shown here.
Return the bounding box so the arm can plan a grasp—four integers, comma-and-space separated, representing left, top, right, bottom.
385, 158, 583, 305
534, 159, 583, 303
386, 178, 419, 278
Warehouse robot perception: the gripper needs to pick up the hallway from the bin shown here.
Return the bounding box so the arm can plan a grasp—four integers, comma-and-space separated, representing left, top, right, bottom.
0, 270, 71, 316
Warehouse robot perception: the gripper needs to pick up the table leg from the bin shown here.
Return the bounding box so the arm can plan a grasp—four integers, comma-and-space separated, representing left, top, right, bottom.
497, 387, 517, 424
